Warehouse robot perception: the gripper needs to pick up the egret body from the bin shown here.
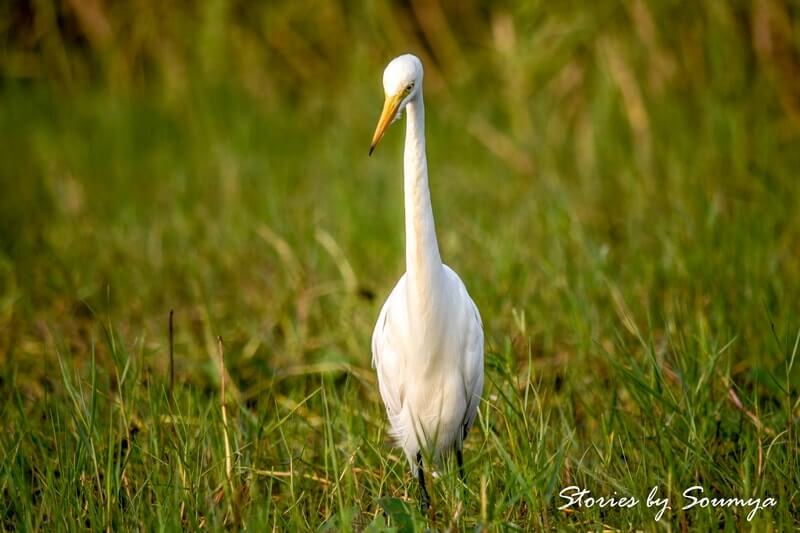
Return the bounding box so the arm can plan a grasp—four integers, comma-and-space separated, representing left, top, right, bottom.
369, 54, 484, 509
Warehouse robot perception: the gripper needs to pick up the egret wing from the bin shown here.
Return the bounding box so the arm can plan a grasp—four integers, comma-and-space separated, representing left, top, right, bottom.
461, 296, 484, 437
442, 265, 485, 442
371, 280, 406, 423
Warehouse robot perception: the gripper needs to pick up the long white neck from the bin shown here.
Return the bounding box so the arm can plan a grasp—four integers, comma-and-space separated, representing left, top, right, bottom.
403, 93, 443, 316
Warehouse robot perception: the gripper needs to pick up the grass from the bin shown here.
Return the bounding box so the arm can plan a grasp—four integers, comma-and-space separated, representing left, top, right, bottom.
1, 1, 799, 530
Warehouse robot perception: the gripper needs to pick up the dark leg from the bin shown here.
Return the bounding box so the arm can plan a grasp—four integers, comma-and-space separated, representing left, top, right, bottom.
416, 452, 430, 512
456, 448, 465, 482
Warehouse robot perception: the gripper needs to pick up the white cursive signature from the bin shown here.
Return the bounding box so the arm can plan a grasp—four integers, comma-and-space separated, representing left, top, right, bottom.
558, 485, 777, 522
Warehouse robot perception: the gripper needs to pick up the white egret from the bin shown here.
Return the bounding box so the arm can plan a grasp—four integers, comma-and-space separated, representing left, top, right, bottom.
369, 54, 484, 510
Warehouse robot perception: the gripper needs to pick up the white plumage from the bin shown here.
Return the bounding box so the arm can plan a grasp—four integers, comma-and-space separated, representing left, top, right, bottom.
371, 267, 484, 461
368, 55, 484, 500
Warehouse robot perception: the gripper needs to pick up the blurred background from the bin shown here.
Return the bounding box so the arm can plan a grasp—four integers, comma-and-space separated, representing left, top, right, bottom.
2, 1, 800, 528
1, 0, 799, 420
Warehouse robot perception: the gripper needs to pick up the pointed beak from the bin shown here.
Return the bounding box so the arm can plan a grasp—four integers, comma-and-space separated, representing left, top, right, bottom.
369, 92, 404, 156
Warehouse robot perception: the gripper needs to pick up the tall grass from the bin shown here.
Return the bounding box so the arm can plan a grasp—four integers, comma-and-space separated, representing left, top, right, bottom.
1, 1, 799, 529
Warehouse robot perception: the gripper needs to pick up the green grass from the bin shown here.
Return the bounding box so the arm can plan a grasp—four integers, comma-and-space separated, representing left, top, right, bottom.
1, 1, 799, 530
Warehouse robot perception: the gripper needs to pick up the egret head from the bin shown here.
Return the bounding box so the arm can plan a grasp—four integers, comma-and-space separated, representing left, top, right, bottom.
370, 54, 424, 155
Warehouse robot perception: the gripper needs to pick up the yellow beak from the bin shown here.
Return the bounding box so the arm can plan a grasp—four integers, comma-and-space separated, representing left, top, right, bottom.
369, 92, 404, 156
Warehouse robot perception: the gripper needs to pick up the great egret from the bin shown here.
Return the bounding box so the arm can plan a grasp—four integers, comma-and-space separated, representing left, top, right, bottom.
369, 54, 484, 510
